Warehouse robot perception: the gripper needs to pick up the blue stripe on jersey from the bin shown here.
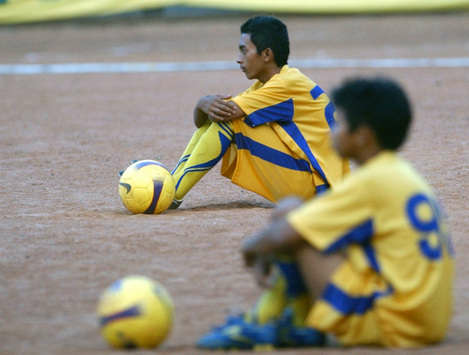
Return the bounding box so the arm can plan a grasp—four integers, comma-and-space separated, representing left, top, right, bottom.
315, 184, 329, 195
363, 242, 380, 272
324, 102, 336, 129
310, 85, 324, 100
175, 131, 231, 190
324, 219, 374, 254
244, 98, 294, 127
311, 85, 336, 129
234, 133, 312, 172
279, 121, 329, 186
322, 283, 393, 315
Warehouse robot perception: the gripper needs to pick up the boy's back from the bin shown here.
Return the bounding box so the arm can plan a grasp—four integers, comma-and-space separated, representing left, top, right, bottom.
288, 151, 454, 346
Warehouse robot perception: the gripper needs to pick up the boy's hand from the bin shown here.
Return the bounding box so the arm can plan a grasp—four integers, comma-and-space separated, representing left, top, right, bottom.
194, 94, 232, 127
242, 247, 274, 288
196, 94, 246, 123
242, 243, 257, 268
206, 95, 235, 122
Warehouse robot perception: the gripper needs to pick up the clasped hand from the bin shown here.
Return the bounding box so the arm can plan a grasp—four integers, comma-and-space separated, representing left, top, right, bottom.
201, 95, 240, 122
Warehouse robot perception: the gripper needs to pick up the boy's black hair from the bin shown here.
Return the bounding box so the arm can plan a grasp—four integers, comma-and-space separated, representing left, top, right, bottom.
332, 77, 412, 150
240, 16, 289, 67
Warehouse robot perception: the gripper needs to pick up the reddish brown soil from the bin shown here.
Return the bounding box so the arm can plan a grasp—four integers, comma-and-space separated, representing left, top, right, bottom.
1, 13, 468, 355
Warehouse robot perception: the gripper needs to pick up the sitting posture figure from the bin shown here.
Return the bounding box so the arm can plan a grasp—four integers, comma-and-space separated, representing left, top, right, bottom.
170, 16, 348, 208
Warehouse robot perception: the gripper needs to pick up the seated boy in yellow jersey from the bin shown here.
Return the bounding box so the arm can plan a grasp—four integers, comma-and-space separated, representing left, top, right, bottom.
197, 77, 454, 350
170, 15, 348, 207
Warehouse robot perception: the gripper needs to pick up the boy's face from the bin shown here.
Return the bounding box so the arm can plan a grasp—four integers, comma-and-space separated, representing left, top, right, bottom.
332, 108, 380, 163
331, 108, 356, 158
237, 33, 265, 80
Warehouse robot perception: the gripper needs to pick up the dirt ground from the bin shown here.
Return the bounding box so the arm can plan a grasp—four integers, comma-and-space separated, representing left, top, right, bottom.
1, 13, 469, 355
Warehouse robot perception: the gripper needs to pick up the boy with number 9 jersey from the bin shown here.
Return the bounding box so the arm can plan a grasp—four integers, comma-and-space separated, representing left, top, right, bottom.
198, 77, 454, 349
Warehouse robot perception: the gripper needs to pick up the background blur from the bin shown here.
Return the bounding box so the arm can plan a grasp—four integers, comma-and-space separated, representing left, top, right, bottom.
1, 0, 469, 24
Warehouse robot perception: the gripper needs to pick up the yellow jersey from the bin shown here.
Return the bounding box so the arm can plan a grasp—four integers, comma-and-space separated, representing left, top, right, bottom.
221, 65, 348, 201
287, 151, 454, 347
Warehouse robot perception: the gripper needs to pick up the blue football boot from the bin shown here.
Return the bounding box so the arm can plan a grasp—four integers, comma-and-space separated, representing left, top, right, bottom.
196, 314, 276, 350
276, 308, 326, 348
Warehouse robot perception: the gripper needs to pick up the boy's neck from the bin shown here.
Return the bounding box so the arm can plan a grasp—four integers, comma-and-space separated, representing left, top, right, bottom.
354, 146, 383, 166
258, 65, 282, 83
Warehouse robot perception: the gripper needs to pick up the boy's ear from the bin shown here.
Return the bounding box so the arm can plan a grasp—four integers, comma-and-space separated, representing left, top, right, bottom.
355, 125, 376, 147
262, 48, 274, 62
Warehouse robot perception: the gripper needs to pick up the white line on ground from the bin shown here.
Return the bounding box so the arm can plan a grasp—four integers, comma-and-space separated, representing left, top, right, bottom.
1, 57, 469, 75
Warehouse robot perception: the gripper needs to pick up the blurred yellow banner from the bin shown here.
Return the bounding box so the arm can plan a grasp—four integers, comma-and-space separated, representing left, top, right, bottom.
187, 0, 469, 13
0, 0, 177, 24
1, 0, 469, 24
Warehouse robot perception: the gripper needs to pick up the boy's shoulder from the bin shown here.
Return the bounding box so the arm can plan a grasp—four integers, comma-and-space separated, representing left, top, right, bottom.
332, 153, 404, 193
347, 152, 433, 200
277, 65, 313, 84
237, 66, 318, 99
258, 65, 316, 94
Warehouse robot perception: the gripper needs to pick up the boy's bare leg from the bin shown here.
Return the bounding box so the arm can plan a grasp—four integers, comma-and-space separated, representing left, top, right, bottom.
296, 246, 343, 302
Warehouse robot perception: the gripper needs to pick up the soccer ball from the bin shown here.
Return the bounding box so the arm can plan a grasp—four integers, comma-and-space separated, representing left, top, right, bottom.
97, 275, 174, 349
119, 160, 175, 214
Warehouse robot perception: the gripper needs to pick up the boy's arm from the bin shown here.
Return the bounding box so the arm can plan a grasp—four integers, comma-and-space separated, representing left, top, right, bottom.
241, 197, 305, 267
241, 197, 305, 284
242, 179, 372, 266
241, 216, 305, 268
193, 95, 245, 127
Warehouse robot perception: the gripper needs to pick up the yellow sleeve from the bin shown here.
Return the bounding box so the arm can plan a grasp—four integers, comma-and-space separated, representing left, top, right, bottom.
286, 174, 373, 253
